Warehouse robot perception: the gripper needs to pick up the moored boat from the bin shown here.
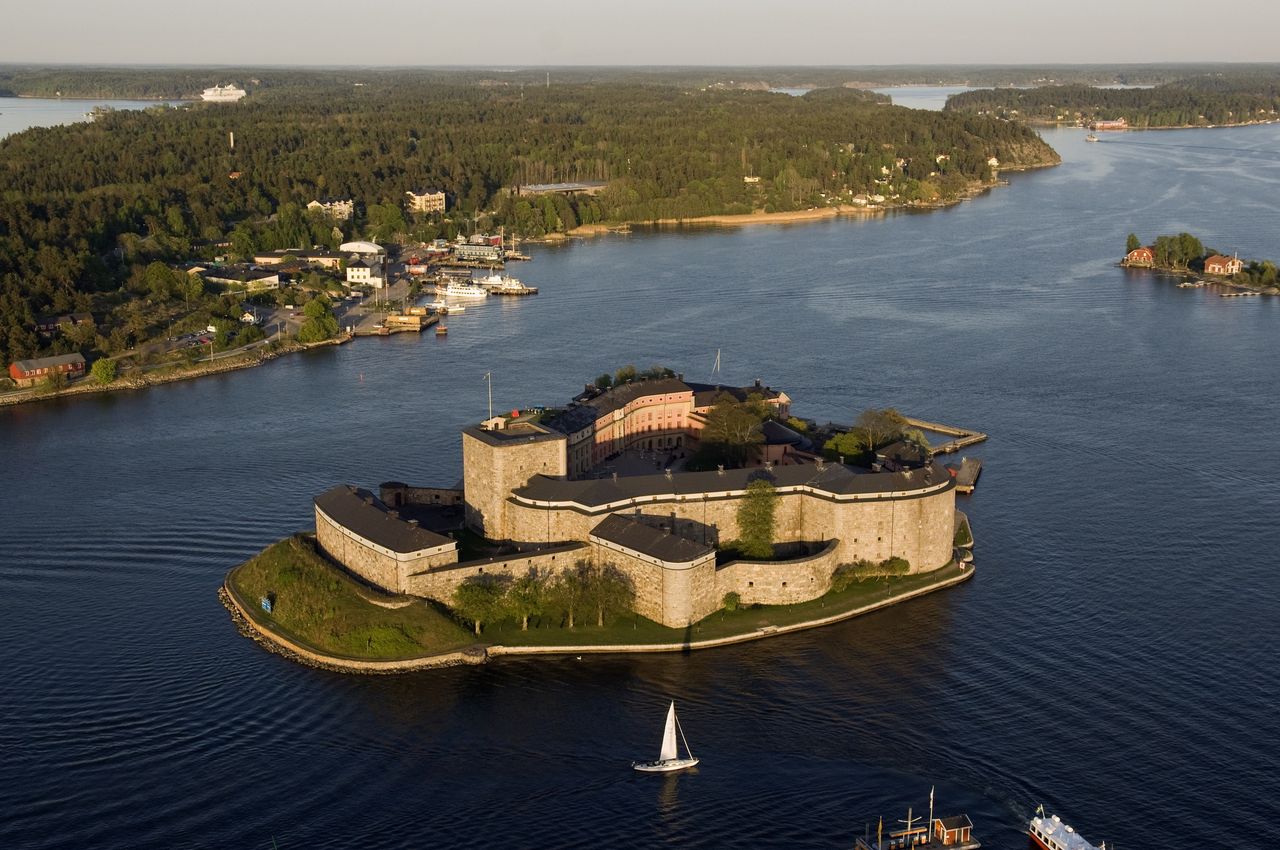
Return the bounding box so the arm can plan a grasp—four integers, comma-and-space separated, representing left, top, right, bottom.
436, 278, 488, 298
1028, 809, 1104, 850
475, 272, 538, 295
854, 788, 979, 850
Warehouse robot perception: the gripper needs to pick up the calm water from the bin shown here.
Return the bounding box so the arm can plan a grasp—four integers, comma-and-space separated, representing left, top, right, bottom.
4, 121, 1280, 849
0, 96, 182, 139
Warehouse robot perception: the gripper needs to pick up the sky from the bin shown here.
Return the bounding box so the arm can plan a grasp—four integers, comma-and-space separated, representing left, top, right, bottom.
4, 0, 1279, 66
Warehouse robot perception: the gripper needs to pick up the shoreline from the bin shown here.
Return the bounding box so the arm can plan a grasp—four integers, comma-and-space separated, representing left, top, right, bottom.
221, 561, 975, 674
0, 335, 348, 410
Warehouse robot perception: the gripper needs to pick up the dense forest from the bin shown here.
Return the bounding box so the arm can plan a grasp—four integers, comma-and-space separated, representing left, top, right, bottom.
945, 73, 1280, 127
0, 78, 1057, 367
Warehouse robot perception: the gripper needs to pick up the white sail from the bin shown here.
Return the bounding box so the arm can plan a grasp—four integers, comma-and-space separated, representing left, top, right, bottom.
659, 702, 678, 761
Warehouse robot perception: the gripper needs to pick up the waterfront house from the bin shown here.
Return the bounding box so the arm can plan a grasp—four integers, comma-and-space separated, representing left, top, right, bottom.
1124, 246, 1155, 267
1204, 254, 1243, 276
8, 353, 86, 387
405, 189, 447, 214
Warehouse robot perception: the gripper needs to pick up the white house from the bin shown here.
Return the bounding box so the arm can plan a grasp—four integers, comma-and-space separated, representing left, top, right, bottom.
405, 189, 447, 214
346, 257, 385, 288
307, 198, 354, 220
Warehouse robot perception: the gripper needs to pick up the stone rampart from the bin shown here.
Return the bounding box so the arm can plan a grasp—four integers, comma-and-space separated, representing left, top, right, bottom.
404, 543, 586, 602
715, 540, 841, 606
315, 504, 457, 594
380, 483, 463, 508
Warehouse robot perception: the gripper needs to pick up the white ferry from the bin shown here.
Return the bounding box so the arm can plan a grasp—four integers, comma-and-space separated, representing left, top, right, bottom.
201, 85, 247, 103
476, 272, 538, 296
436, 278, 488, 299
1029, 810, 1104, 850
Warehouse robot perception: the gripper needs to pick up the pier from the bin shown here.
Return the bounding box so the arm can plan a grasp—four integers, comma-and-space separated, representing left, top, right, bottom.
954, 457, 983, 494
904, 417, 988, 454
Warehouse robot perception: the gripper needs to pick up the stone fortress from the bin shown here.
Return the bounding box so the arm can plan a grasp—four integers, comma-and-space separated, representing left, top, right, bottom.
313, 375, 958, 628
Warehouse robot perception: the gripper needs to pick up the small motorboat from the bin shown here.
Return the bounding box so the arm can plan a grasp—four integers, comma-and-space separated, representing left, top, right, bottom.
435, 325, 448, 336
632, 701, 699, 773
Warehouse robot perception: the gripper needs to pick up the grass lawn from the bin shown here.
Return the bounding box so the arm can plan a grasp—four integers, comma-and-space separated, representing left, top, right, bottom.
227, 534, 476, 661
480, 563, 966, 648
955, 516, 973, 547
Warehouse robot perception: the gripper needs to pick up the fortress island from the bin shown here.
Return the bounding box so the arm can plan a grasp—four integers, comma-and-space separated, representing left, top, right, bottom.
223, 373, 976, 670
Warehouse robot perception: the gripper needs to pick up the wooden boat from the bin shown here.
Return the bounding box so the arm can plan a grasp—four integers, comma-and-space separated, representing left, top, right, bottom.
632, 701, 698, 773
435, 325, 447, 336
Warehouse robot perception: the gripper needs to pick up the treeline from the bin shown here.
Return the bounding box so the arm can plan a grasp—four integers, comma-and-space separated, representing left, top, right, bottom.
452, 561, 635, 635
0, 81, 1058, 365
945, 74, 1280, 127
5, 64, 1278, 100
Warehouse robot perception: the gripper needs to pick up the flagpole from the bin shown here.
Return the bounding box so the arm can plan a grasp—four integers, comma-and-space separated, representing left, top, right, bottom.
928, 786, 934, 845
483, 371, 493, 421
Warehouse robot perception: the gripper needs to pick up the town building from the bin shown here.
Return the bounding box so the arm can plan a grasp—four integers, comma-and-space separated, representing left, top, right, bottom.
1124, 246, 1155, 267
253, 248, 343, 270
9, 353, 86, 387
307, 198, 354, 220
312, 377, 957, 628
453, 243, 503, 263
34, 312, 94, 337
1090, 118, 1128, 131
405, 189, 447, 214
338, 241, 385, 256
346, 257, 385, 288
1204, 254, 1243, 276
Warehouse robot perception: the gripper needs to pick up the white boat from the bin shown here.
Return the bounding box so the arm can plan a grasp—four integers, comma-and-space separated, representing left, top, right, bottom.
476, 272, 538, 295
436, 279, 488, 299
1084, 133, 1099, 142
201, 85, 247, 103
1029, 809, 1104, 850
632, 701, 699, 773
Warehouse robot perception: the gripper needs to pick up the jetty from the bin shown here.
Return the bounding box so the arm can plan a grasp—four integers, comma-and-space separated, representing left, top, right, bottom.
905, 417, 988, 455
954, 457, 983, 494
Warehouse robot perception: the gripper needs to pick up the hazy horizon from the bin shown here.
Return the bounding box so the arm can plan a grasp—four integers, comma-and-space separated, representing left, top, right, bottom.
5, 1, 1280, 66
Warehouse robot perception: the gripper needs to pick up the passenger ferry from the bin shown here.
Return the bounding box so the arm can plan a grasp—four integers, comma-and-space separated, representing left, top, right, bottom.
201, 85, 247, 103
1028, 810, 1104, 850
436, 278, 488, 299
476, 272, 538, 295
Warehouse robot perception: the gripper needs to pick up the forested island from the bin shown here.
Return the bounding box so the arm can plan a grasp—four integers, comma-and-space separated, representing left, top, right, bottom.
1123, 232, 1280, 292
0, 75, 1058, 372
945, 72, 1280, 128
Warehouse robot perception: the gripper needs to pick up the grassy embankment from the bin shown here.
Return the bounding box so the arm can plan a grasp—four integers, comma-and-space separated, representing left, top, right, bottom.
227, 535, 475, 661
228, 534, 968, 660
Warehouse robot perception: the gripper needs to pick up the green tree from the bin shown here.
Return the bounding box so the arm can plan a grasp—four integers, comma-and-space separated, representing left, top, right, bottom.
298, 296, 339, 343
1126, 232, 1142, 253
594, 372, 613, 390
548, 562, 591, 629
452, 574, 510, 635
735, 478, 778, 559
590, 562, 635, 626
506, 569, 547, 631
722, 591, 742, 611
90, 358, 117, 385
613, 364, 637, 385
698, 393, 766, 468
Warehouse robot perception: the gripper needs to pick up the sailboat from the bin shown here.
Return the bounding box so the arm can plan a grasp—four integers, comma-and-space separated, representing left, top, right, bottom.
632, 701, 699, 773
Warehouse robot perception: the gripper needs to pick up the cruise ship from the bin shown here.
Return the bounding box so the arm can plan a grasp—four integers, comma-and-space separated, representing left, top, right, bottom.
201, 85, 247, 103
1028, 811, 1104, 850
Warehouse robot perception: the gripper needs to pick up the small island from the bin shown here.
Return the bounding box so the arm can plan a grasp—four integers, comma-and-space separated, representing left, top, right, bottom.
223, 370, 979, 671
1121, 231, 1279, 294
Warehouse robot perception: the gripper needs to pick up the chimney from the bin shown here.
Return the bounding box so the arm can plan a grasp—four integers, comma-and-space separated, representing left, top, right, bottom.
407, 519, 419, 527
612, 472, 619, 482
717, 465, 725, 476
838, 455, 845, 466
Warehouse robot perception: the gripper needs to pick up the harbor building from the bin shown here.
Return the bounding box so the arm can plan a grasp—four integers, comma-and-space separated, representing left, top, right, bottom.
312, 377, 957, 627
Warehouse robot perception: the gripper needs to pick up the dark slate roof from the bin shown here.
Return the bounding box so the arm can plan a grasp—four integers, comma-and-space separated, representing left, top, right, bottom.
761, 419, 813, 451
590, 514, 714, 563
585, 377, 691, 417
684, 380, 783, 408
936, 815, 973, 831
314, 485, 455, 553
541, 404, 598, 436
514, 460, 952, 507
11, 353, 86, 372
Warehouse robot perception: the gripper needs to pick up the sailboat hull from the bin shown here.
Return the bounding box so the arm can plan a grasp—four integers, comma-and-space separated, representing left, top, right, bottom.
632, 757, 699, 773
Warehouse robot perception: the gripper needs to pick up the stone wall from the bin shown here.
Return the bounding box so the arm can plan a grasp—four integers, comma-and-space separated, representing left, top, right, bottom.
587, 539, 718, 628
380, 483, 463, 508
315, 506, 458, 595
404, 543, 586, 603
505, 483, 955, 575
715, 540, 841, 606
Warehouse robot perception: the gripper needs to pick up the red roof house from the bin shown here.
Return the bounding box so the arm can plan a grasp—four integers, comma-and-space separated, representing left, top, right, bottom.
1124, 246, 1155, 267
1204, 254, 1243, 276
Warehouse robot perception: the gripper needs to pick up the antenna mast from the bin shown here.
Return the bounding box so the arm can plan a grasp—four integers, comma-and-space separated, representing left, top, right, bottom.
483, 371, 493, 422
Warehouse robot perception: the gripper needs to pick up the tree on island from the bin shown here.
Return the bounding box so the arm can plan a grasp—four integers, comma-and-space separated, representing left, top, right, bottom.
548, 562, 592, 629
1126, 233, 1142, 253
506, 569, 548, 631
825, 407, 918, 460
722, 591, 742, 612
588, 562, 636, 627
693, 392, 768, 469
453, 573, 510, 635
734, 478, 779, 559
1152, 233, 1204, 269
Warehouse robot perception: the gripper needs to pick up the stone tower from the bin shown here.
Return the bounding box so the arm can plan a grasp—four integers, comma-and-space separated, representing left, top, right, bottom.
461, 422, 567, 542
